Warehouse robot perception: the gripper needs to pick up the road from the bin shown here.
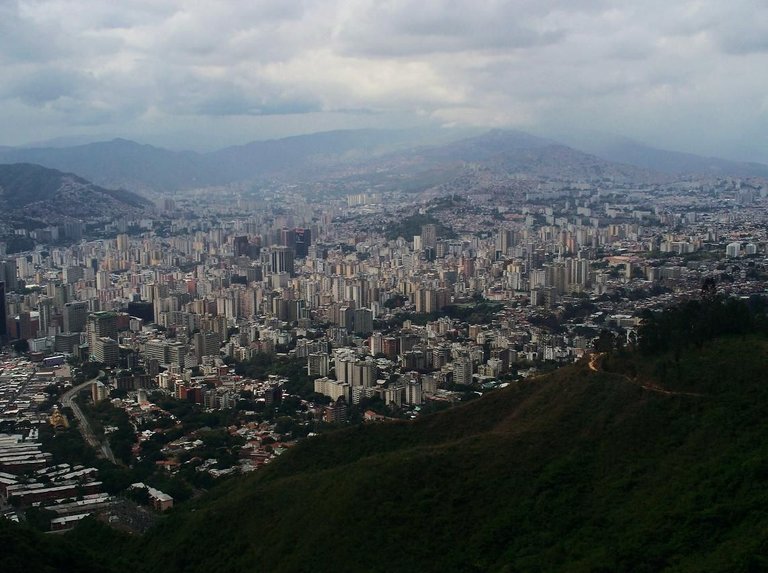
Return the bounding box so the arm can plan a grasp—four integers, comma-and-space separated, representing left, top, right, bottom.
588, 352, 602, 372
60, 373, 118, 465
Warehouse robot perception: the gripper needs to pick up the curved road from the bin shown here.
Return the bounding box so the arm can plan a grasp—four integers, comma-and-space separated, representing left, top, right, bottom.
60, 372, 118, 465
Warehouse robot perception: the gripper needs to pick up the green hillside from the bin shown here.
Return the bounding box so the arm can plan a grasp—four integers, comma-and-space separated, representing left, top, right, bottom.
4, 323, 768, 572
132, 333, 768, 573
0, 517, 118, 573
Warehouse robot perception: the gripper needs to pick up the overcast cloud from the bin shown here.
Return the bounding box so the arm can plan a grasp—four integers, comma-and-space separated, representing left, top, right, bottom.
1, 0, 766, 161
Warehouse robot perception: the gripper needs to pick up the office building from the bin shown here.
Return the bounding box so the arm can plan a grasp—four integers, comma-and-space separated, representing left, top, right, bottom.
0, 260, 17, 292
270, 246, 295, 276
92, 337, 119, 366
63, 301, 89, 333
0, 282, 6, 341
86, 312, 118, 349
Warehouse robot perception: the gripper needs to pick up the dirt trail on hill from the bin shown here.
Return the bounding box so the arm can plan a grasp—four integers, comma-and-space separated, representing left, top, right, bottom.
587, 353, 705, 398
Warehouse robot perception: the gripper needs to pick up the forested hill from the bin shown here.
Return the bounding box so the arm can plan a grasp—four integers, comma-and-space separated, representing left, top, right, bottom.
4, 296, 768, 572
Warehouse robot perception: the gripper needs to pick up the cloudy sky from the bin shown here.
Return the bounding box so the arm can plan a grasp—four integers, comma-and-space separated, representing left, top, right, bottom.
1, 0, 766, 161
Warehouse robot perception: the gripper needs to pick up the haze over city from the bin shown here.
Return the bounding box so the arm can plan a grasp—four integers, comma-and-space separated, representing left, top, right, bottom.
1, 0, 767, 162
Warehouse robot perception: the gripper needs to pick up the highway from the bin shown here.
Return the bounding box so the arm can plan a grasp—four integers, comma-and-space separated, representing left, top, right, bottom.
60, 372, 118, 465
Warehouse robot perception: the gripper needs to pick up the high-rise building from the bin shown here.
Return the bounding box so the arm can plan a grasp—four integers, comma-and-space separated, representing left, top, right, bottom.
349, 359, 377, 388
314, 376, 351, 402
280, 228, 296, 249
270, 246, 295, 276
86, 312, 118, 349
63, 301, 89, 333
17, 312, 33, 341
144, 338, 187, 368
405, 379, 423, 405
91, 381, 110, 402
0, 281, 6, 341
63, 221, 84, 242
166, 342, 187, 369
116, 233, 130, 252
37, 298, 54, 337
352, 308, 374, 335
54, 284, 71, 309
54, 332, 81, 354
421, 224, 437, 250
144, 339, 168, 364
323, 399, 348, 423
63, 266, 84, 285
193, 331, 221, 360
294, 228, 312, 258
453, 356, 473, 386
495, 230, 514, 257
307, 352, 330, 376
233, 236, 250, 258
370, 332, 383, 355
0, 260, 18, 292
96, 270, 110, 290
92, 338, 119, 366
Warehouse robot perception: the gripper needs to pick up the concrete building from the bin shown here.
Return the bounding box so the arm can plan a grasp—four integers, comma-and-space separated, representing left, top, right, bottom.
91, 381, 109, 402
307, 352, 330, 376
86, 312, 118, 349
0, 259, 18, 292
270, 246, 295, 277
314, 376, 351, 402
63, 301, 89, 333
453, 356, 473, 386
92, 337, 119, 366
193, 331, 221, 360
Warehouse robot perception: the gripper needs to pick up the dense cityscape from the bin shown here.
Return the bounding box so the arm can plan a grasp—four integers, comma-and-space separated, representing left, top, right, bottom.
1, 155, 766, 532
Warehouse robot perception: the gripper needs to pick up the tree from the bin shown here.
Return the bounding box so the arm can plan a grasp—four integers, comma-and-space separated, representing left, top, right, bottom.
12, 339, 29, 354
24, 506, 56, 531
594, 330, 616, 353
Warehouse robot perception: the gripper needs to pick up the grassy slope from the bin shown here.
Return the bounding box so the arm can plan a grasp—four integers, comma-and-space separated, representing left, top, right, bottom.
130, 335, 768, 573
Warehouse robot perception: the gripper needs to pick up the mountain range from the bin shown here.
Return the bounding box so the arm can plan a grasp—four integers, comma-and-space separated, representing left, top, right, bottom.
555, 132, 768, 179
1, 129, 766, 194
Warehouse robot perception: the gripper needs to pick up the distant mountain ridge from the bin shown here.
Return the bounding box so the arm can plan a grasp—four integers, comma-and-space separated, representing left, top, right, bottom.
408, 129, 655, 181
555, 132, 768, 178
0, 140, 216, 192
0, 129, 472, 192
1, 128, 766, 193
342, 129, 660, 200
